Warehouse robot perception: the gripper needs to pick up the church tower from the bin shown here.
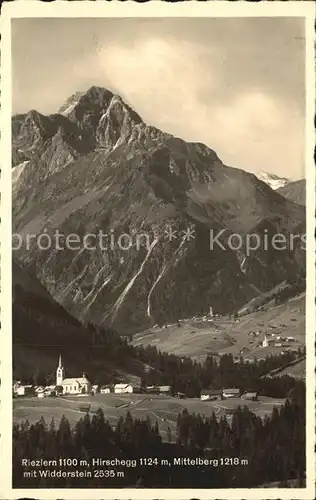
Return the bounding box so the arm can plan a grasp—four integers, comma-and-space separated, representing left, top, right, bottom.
262, 335, 269, 348
56, 354, 64, 386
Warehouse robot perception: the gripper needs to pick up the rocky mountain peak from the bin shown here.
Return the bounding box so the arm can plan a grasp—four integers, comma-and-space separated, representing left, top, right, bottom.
23, 109, 46, 133
56, 86, 145, 150
62, 86, 112, 118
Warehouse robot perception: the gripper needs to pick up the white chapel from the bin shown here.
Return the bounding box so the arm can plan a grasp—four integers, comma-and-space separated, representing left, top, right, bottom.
56, 354, 92, 395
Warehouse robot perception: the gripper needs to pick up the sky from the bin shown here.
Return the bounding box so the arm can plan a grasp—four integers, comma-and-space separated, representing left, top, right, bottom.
12, 17, 305, 180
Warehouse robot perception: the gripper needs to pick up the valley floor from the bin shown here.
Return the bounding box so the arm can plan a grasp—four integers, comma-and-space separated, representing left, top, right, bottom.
14, 393, 285, 441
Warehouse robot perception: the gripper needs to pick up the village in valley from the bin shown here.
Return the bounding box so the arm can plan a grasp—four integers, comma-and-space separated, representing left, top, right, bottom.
10, 270, 307, 490
131, 299, 305, 362
13, 353, 260, 402
13, 296, 305, 437
13, 297, 305, 397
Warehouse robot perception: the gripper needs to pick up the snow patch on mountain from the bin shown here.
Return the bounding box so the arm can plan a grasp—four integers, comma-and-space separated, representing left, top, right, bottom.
256, 171, 289, 190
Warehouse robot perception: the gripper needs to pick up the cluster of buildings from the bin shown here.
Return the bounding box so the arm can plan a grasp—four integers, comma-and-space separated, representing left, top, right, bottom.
13, 353, 261, 405
143, 385, 172, 395
98, 383, 143, 394
152, 307, 221, 330
13, 382, 57, 398
13, 355, 93, 398
261, 333, 296, 349
13, 355, 173, 399
200, 387, 258, 402
98, 384, 181, 396
231, 331, 300, 364
13, 382, 35, 397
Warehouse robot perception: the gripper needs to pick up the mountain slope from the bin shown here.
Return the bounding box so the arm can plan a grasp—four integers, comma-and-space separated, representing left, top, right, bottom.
277, 179, 306, 206
12, 258, 144, 384
12, 86, 305, 334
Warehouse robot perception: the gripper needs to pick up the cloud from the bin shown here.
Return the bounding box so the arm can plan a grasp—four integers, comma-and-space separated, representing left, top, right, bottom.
11, 18, 305, 180
90, 39, 304, 179
88, 38, 217, 124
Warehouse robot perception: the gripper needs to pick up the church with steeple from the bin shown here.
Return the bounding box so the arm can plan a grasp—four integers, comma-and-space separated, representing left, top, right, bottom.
56, 354, 65, 386
55, 354, 92, 395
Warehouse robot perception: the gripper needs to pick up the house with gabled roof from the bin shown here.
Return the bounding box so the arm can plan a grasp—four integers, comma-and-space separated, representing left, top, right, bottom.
242, 391, 258, 401
114, 383, 133, 394
200, 389, 222, 401
222, 388, 241, 399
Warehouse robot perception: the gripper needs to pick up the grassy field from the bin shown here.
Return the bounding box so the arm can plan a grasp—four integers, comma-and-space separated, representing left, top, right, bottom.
132, 320, 234, 358
132, 293, 305, 362
14, 393, 285, 441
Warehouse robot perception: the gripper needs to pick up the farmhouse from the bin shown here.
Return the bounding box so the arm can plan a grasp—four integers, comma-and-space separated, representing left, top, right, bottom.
35, 385, 56, 398
242, 391, 258, 401
13, 381, 21, 391
114, 383, 133, 394
56, 355, 92, 395
200, 389, 222, 401
157, 385, 172, 395
222, 388, 241, 399
14, 384, 34, 397
44, 385, 56, 396
100, 385, 111, 394
175, 392, 186, 399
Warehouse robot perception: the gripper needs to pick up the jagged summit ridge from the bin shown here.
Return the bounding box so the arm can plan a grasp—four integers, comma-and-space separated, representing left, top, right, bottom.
13, 86, 224, 166
12, 86, 167, 171
59, 86, 112, 114
58, 85, 143, 131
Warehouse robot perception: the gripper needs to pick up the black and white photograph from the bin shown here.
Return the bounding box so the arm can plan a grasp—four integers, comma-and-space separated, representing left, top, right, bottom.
0, 1, 315, 498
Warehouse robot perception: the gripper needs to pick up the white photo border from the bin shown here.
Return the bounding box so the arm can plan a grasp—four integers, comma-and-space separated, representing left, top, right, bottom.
0, 1, 315, 499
